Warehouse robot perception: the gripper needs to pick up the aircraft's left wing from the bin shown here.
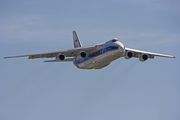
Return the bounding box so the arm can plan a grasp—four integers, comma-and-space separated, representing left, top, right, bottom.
125, 47, 175, 59
4, 45, 98, 59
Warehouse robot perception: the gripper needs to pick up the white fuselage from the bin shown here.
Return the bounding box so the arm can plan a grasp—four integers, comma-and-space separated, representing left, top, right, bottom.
73, 39, 125, 69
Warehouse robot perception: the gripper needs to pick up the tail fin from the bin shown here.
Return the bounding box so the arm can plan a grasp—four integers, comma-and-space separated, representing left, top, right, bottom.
73, 31, 82, 48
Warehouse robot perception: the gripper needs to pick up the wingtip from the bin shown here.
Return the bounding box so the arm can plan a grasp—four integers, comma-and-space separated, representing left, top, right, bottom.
3, 56, 15, 59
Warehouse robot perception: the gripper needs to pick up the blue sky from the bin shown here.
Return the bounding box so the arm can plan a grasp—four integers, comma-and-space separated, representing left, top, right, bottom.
0, 0, 180, 120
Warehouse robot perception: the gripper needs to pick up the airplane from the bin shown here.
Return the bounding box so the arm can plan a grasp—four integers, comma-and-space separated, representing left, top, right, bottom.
4, 31, 175, 69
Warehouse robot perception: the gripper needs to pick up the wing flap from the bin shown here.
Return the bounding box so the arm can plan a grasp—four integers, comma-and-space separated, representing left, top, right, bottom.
125, 47, 175, 59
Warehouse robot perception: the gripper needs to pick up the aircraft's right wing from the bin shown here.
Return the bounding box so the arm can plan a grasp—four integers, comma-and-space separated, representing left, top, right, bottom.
4, 45, 99, 59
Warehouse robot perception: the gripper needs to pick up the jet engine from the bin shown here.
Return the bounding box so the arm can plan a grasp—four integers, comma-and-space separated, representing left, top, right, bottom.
77, 51, 86, 59
124, 51, 133, 59
56, 54, 65, 61
139, 54, 148, 62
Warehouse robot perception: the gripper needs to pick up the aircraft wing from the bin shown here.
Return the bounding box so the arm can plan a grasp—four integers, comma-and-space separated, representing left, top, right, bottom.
125, 47, 175, 59
4, 45, 98, 59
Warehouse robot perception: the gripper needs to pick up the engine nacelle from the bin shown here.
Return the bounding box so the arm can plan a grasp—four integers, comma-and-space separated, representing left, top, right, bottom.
124, 51, 133, 59
56, 54, 65, 61
139, 54, 148, 62
77, 51, 86, 59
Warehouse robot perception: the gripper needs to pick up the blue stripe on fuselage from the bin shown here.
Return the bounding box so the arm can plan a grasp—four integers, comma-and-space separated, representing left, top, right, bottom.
76, 46, 119, 64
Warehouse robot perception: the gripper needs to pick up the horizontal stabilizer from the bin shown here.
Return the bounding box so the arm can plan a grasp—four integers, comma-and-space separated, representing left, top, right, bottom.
44, 58, 75, 62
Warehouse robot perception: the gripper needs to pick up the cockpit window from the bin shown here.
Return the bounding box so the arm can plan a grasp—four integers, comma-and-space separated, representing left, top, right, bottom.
112, 39, 118, 42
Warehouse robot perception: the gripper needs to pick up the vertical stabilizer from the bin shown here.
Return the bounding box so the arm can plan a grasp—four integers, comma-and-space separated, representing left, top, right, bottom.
73, 31, 82, 48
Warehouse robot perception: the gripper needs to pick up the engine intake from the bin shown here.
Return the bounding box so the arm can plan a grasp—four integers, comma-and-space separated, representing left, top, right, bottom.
139, 54, 148, 62
77, 51, 86, 59
56, 54, 65, 60
124, 51, 133, 59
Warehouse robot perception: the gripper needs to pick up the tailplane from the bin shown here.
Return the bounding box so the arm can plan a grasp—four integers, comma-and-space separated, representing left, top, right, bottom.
73, 31, 82, 48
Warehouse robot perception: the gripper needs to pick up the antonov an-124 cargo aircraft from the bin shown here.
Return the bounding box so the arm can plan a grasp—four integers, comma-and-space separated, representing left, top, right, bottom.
4, 31, 175, 69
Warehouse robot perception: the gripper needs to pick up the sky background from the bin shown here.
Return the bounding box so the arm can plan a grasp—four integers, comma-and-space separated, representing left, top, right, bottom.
0, 0, 180, 120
